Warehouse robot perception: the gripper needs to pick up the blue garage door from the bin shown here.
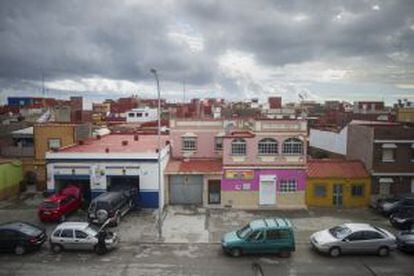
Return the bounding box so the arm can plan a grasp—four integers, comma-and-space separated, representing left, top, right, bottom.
170, 175, 203, 205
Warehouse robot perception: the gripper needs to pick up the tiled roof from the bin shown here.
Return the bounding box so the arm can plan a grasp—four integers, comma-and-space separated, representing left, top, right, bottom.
307, 159, 369, 178
165, 159, 222, 174
58, 134, 169, 153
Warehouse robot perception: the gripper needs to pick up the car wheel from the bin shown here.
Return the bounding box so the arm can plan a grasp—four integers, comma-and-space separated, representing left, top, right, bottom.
230, 248, 242, 257
378, 246, 389, 257
14, 245, 26, 255
51, 243, 63, 253
329, 247, 341, 257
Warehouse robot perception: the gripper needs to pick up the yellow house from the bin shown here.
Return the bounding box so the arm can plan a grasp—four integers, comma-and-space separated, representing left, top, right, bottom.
306, 159, 371, 208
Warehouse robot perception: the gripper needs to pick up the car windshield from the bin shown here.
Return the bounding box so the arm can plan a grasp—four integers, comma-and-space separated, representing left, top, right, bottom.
84, 224, 100, 237
329, 225, 351, 239
13, 223, 42, 236
236, 225, 253, 239
41, 201, 58, 209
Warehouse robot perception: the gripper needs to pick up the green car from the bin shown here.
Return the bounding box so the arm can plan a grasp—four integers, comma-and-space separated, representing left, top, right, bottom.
221, 218, 295, 257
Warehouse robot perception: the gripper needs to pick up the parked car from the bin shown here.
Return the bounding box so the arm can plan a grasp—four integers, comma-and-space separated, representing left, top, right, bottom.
38, 185, 82, 222
221, 218, 295, 257
390, 209, 414, 230
377, 194, 414, 216
396, 229, 414, 253
310, 223, 396, 257
49, 222, 119, 254
87, 189, 137, 226
0, 221, 46, 255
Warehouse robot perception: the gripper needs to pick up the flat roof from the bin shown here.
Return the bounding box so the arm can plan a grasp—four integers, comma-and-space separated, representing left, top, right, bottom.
58, 134, 169, 154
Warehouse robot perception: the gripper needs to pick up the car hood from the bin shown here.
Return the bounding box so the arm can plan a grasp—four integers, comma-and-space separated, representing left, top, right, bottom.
397, 231, 414, 242
222, 231, 241, 244
311, 229, 338, 245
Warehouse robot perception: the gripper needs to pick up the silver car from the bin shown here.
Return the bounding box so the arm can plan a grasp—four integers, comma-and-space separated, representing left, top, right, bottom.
49, 222, 119, 254
310, 223, 396, 257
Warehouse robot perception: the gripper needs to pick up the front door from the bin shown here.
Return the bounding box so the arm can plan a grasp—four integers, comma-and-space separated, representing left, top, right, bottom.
333, 184, 343, 208
259, 175, 276, 205
208, 180, 221, 204
243, 230, 265, 253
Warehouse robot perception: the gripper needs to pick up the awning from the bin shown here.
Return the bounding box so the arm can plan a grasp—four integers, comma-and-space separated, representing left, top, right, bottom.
381, 143, 397, 149
379, 177, 394, 183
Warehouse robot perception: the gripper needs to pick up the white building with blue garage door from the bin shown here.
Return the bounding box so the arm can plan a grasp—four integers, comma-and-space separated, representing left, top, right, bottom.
45, 134, 170, 208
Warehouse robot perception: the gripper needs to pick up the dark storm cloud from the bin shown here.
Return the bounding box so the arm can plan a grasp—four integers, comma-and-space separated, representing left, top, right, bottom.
0, 0, 413, 98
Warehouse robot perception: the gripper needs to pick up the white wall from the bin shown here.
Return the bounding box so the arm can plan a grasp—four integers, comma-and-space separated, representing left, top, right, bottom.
309, 126, 348, 155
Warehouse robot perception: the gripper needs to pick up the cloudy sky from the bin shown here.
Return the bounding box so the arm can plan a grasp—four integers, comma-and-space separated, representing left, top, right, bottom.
1, 0, 413, 107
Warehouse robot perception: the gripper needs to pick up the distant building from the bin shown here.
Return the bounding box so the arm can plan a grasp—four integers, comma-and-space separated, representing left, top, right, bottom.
396, 107, 414, 123
268, 97, 282, 109
126, 107, 158, 123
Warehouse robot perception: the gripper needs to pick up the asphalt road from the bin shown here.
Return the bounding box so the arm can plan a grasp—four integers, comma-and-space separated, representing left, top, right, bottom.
0, 243, 413, 276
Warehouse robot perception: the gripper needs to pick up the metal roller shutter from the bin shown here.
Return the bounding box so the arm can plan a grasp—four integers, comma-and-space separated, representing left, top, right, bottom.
170, 175, 203, 204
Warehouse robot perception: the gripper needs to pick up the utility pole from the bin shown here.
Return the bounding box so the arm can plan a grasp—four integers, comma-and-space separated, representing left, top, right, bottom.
150, 68, 163, 240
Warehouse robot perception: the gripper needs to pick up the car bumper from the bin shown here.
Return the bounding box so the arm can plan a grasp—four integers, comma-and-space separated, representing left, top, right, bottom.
310, 239, 330, 253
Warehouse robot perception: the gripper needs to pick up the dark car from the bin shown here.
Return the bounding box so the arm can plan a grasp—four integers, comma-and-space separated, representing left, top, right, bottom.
396, 229, 414, 253
0, 221, 47, 255
377, 194, 414, 216
390, 209, 414, 230
87, 188, 137, 226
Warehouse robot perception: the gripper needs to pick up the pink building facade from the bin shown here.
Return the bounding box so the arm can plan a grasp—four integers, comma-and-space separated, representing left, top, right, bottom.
221, 119, 307, 208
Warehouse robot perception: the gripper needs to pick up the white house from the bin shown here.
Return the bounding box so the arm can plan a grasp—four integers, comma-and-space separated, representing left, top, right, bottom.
126, 107, 158, 123
46, 134, 170, 208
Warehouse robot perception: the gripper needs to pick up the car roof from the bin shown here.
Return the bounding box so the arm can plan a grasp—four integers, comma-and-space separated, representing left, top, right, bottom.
344, 223, 377, 232
55, 222, 90, 231
0, 221, 39, 231
250, 218, 292, 230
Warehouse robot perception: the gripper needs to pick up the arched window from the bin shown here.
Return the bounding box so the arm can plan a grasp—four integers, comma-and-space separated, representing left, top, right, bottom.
258, 138, 278, 155
231, 138, 246, 156
282, 138, 303, 155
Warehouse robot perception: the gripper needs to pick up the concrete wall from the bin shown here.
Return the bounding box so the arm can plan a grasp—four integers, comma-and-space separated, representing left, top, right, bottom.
347, 125, 374, 171
309, 126, 347, 155
34, 124, 75, 160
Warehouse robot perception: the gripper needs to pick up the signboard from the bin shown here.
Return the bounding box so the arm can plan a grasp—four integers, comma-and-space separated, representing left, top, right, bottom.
225, 170, 254, 180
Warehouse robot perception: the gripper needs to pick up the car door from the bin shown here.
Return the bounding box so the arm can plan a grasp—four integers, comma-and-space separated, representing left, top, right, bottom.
243, 230, 265, 254
0, 230, 15, 251
74, 230, 91, 250
264, 229, 293, 253
342, 231, 365, 253
360, 231, 386, 253
59, 229, 75, 249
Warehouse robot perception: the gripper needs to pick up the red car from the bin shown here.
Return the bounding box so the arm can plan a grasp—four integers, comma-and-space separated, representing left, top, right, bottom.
38, 185, 82, 222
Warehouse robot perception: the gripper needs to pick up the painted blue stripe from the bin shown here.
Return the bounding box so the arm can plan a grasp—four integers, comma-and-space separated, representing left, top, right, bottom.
54, 174, 90, 180
136, 191, 159, 208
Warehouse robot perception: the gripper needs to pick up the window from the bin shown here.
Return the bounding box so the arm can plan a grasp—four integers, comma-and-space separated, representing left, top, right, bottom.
249, 231, 264, 241
363, 231, 383, 240
258, 138, 278, 155
347, 231, 365, 241
282, 138, 303, 155
60, 229, 74, 238
182, 137, 197, 151
215, 137, 223, 151
128, 113, 135, 118
280, 180, 297, 193
53, 229, 62, 237
351, 184, 364, 197
382, 148, 395, 162
231, 138, 246, 156
75, 230, 88, 239
267, 229, 290, 240
314, 184, 326, 197
48, 139, 61, 150
136, 113, 142, 117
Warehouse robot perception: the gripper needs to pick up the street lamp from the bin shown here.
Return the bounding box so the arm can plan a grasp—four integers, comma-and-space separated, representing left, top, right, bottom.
150, 68, 163, 239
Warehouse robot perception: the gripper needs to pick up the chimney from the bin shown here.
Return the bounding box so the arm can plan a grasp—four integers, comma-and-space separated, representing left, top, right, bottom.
97, 135, 101, 140
105, 148, 110, 153
122, 140, 128, 146
79, 140, 84, 145
134, 134, 139, 141
165, 140, 170, 145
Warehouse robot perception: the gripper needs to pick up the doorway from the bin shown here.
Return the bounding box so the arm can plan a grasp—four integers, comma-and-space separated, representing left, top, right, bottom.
333, 184, 343, 208
208, 180, 221, 204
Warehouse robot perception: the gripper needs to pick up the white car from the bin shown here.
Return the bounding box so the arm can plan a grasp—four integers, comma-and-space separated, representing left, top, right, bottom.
310, 223, 396, 257
49, 222, 119, 254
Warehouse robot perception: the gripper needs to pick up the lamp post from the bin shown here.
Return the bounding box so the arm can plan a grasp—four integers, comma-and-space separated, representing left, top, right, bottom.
150, 68, 162, 239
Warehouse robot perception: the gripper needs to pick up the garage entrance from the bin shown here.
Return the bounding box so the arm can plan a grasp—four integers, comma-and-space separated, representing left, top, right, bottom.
54, 175, 91, 204
170, 175, 203, 205
106, 175, 140, 205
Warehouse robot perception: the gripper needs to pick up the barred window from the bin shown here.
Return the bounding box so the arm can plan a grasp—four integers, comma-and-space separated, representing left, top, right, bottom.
282, 138, 303, 155
215, 137, 223, 151
231, 138, 246, 156
351, 184, 364, 196
182, 137, 197, 151
258, 138, 278, 155
280, 179, 297, 193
